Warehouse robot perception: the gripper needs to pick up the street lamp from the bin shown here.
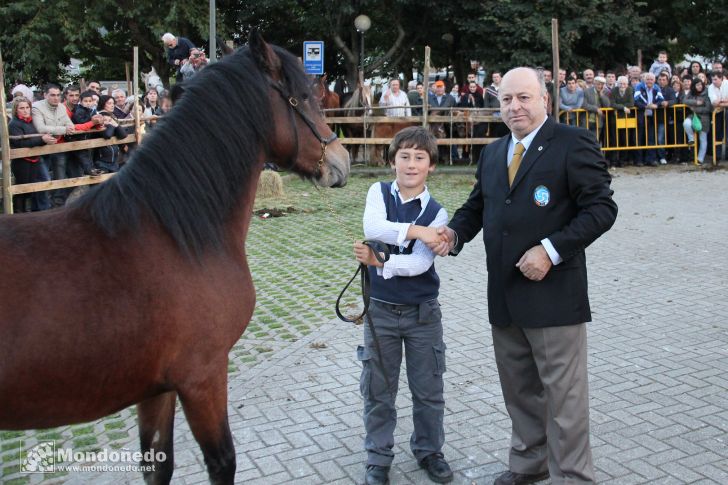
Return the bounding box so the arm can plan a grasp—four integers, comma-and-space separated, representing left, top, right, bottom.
354, 14, 371, 82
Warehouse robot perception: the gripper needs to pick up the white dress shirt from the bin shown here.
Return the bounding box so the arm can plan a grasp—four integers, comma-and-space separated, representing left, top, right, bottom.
363, 181, 448, 279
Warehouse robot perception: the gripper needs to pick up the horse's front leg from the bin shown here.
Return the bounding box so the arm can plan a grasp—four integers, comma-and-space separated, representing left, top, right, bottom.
179, 368, 235, 485
138, 391, 177, 485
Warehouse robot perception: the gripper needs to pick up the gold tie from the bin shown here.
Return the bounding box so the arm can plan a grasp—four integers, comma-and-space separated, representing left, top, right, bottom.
508, 142, 525, 186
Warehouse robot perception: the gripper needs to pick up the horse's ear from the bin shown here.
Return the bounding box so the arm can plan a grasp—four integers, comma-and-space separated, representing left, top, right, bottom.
169, 84, 185, 105
248, 29, 280, 75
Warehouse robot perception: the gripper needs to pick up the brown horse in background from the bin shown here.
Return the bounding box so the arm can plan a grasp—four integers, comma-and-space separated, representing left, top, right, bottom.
314, 73, 340, 112
0, 31, 349, 485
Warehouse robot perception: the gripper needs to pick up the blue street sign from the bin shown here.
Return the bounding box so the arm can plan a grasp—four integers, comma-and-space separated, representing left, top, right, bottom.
303, 41, 324, 75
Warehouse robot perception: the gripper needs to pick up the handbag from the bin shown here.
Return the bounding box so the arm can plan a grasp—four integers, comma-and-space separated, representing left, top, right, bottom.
692, 113, 702, 132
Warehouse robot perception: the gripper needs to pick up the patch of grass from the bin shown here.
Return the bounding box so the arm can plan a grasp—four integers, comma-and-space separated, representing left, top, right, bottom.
72, 436, 98, 449
71, 425, 95, 436
0, 431, 24, 440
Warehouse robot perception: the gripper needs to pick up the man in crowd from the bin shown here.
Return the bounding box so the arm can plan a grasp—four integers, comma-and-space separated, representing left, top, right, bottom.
634, 72, 664, 166
180, 47, 209, 81
708, 71, 728, 159
111, 89, 131, 119
429, 80, 456, 159
583, 74, 610, 141
379, 79, 411, 117
557, 69, 567, 88
62, 84, 104, 175
559, 77, 583, 125
711, 61, 723, 74
162, 32, 196, 82
656, 71, 677, 164
86, 81, 102, 94
460, 71, 483, 96
407, 81, 424, 115
605, 71, 617, 92
32, 83, 75, 207
431, 67, 617, 485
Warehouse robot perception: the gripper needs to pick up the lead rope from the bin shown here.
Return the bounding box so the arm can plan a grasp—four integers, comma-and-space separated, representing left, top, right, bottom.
318, 187, 395, 398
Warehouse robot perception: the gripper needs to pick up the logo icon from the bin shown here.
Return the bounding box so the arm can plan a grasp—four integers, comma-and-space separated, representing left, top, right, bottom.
533, 185, 550, 206
20, 440, 56, 473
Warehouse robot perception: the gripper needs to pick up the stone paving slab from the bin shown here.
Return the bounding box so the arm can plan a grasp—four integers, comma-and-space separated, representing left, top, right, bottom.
4, 169, 728, 484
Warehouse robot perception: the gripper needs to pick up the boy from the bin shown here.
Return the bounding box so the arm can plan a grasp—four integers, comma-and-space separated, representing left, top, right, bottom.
70, 90, 104, 176
353, 126, 453, 485
649, 50, 672, 77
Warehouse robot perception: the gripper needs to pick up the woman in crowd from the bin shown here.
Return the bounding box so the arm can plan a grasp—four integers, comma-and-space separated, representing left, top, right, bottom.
143, 87, 163, 129
690, 61, 703, 77
682, 77, 712, 165
97, 94, 116, 114
8, 97, 57, 212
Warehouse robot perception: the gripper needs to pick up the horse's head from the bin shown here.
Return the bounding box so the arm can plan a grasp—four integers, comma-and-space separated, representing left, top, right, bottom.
143, 66, 164, 92
249, 31, 349, 187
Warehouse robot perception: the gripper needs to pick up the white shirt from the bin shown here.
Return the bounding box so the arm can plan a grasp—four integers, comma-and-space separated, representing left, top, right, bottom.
707, 82, 728, 106
363, 181, 448, 279
379, 89, 411, 117
507, 116, 563, 265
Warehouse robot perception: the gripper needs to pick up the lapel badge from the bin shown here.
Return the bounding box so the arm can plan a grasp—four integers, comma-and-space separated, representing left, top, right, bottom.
534, 185, 550, 206
538, 146, 543, 151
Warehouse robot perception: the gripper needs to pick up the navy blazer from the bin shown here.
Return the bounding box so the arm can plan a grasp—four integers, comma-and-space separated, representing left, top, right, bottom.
448, 116, 618, 327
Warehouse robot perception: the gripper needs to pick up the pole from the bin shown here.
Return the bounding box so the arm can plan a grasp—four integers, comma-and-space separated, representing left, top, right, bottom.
125, 62, 132, 97
423, 46, 431, 127
360, 31, 365, 81
209, 0, 217, 63
0, 48, 13, 214
133, 47, 141, 143
551, 19, 560, 118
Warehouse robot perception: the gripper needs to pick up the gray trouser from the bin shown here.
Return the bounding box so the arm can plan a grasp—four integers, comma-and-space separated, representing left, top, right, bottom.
492, 323, 595, 484
358, 298, 446, 466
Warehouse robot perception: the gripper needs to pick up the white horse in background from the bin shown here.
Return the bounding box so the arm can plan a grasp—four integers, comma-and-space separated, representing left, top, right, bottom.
141, 66, 164, 93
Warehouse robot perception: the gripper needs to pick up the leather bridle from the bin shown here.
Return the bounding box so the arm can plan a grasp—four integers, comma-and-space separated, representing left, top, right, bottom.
269, 80, 337, 174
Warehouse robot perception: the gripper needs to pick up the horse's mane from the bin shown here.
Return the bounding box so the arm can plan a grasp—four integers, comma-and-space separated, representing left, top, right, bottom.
76, 44, 311, 259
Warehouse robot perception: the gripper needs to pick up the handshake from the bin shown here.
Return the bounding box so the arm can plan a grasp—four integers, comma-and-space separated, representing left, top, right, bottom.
353, 226, 456, 267
423, 226, 456, 256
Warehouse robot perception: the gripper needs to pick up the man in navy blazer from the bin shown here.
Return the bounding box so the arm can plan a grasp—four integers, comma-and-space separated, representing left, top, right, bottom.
431, 67, 617, 485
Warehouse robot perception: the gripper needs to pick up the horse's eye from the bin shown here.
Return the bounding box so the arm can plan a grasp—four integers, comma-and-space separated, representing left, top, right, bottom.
302, 94, 309, 101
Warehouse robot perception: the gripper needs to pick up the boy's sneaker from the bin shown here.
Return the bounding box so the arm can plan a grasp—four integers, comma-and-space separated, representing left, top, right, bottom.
364, 464, 390, 485
659, 158, 667, 165
419, 453, 453, 483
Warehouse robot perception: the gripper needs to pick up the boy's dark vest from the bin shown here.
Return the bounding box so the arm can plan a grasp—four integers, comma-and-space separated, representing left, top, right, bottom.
369, 182, 442, 305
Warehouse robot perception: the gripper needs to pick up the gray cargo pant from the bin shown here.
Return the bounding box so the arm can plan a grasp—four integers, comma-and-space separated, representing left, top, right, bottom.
358, 298, 446, 466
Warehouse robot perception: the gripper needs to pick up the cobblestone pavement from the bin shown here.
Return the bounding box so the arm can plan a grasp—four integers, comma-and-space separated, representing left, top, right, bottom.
3, 169, 728, 484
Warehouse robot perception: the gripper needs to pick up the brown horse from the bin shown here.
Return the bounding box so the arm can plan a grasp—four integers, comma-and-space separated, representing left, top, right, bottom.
0, 31, 349, 485
315, 73, 340, 112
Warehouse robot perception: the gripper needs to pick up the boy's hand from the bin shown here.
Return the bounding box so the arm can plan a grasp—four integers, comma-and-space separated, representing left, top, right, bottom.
354, 241, 384, 268
411, 226, 445, 246
426, 226, 456, 256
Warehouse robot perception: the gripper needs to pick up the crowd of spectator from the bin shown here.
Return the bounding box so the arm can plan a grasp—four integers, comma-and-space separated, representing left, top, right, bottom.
375, 50, 727, 167
3, 32, 206, 213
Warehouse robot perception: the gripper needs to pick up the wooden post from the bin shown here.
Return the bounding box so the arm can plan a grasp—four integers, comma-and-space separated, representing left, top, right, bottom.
125, 62, 132, 96
209, 0, 217, 63
551, 19, 560, 118
637, 49, 642, 70
423, 46, 431, 127
0, 48, 13, 214
133, 47, 142, 143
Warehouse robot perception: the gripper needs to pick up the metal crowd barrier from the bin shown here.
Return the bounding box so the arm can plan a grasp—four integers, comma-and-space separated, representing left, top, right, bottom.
557, 105, 728, 166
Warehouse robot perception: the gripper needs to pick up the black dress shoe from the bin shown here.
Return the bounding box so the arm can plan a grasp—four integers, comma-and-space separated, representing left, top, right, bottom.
364, 464, 390, 485
419, 453, 454, 483
493, 470, 549, 485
